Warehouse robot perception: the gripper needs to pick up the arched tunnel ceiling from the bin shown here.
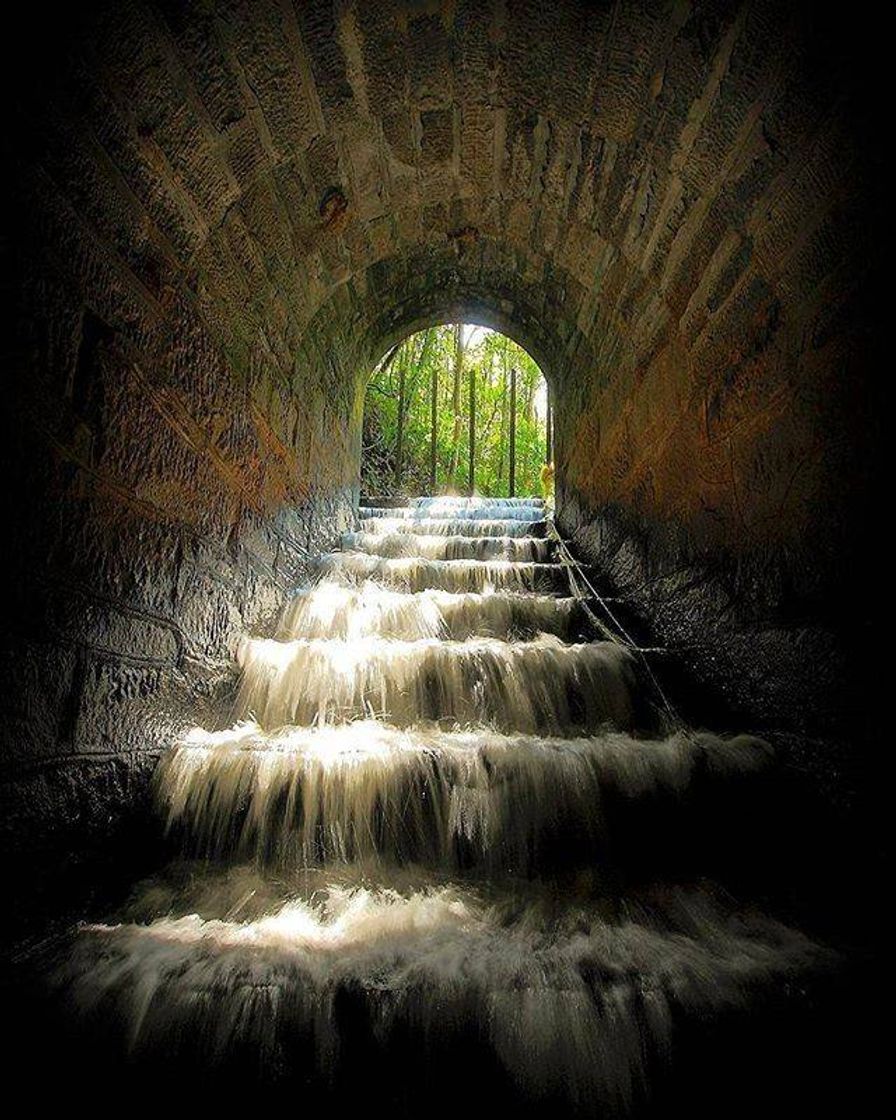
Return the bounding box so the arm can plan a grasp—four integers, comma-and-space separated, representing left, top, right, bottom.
10, 0, 877, 550
1, 0, 883, 830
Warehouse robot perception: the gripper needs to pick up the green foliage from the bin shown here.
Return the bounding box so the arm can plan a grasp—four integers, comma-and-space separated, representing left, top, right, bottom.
362, 325, 548, 498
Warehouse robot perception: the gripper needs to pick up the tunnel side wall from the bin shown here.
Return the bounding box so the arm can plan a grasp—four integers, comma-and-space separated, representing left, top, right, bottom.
1, 192, 360, 855
552, 277, 882, 812
1, 0, 884, 855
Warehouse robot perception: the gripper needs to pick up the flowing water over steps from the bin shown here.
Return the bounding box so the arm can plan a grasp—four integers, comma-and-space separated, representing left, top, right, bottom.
34, 496, 836, 1113
276, 583, 586, 641
359, 515, 547, 537
341, 531, 553, 561
319, 553, 571, 592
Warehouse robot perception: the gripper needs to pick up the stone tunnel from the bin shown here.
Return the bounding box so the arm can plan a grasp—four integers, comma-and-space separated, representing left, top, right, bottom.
0, 0, 884, 1109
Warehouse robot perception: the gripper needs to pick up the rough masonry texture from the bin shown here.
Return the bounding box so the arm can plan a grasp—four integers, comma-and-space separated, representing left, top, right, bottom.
1, 0, 882, 849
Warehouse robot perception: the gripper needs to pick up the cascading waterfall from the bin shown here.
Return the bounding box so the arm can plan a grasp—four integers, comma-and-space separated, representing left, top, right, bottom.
409, 496, 545, 507
340, 531, 553, 561
234, 633, 636, 731
361, 504, 543, 520
319, 553, 569, 592
359, 515, 544, 536
44, 496, 833, 1113
159, 721, 775, 870
277, 582, 585, 641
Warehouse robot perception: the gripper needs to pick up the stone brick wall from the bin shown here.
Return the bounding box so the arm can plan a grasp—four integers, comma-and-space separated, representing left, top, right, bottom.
2, 0, 882, 846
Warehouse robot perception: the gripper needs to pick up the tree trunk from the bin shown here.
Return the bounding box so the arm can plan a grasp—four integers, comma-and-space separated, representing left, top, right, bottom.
509, 365, 517, 498
395, 349, 406, 490
429, 336, 438, 492
468, 359, 476, 495
449, 323, 465, 485
496, 347, 507, 488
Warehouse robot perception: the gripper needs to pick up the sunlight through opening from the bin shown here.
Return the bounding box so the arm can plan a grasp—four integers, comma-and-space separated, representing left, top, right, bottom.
361, 324, 552, 500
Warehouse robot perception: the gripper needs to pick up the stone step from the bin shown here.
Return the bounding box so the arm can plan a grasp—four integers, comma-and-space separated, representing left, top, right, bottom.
359, 505, 543, 521
278, 583, 585, 641
318, 553, 569, 593
358, 516, 548, 537
235, 634, 637, 735
161, 720, 775, 871
408, 495, 544, 508
53, 867, 831, 1111
341, 531, 553, 562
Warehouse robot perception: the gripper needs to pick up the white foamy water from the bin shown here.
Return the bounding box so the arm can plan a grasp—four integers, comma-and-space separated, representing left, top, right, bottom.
341, 532, 552, 561
42, 494, 830, 1109
409, 496, 544, 507
277, 581, 581, 641
360, 505, 542, 521
158, 721, 774, 868
235, 634, 636, 733
359, 517, 544, 537
54, 867, 831, 1112
319, 553, 566, 592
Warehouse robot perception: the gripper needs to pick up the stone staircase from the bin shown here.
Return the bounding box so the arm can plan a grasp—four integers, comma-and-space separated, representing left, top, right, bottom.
38, 496, 835, 1114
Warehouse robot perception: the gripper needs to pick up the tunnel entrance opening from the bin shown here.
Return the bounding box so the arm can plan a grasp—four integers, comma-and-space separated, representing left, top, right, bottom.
360, 325, 551, 501
1, 0, 883, 1107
